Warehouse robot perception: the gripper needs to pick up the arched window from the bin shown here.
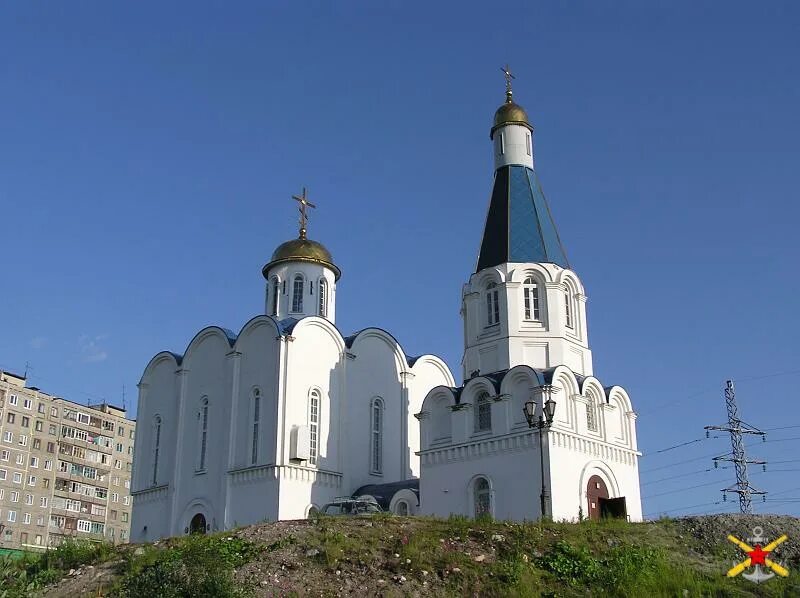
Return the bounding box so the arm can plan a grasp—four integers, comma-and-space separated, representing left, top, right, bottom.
251, 389, 261, 464
309, 390, 320, 466
318, 278, 328, 317
395, 500, 409, 516
474, 392, 492, 433
526, 133, 532, 156
292, 275, 304, 313
197, 398, 209, 472
523, 276, 541, 321
474, 477, 491, 518
370, 398, 383, 475
151, 416, 161, 486
270, 277, 279, 316
564, 286, 574, 329
486, 283, 499, 326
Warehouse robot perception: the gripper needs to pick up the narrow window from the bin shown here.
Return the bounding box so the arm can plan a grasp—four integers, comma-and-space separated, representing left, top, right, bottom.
309, 391, 320, 466
565, 288, 573, 329
270, 277, 279, 316
474, 478, 491, 517
586, 397, 598, 432
486, 283, 499, 325
523, 276, 541, 321
474, 392, 492, 432
198, 399, 209, 471
371, 398, 383, 474
526, 133, 531, 156
152, 416, 161, 486
292, 275, 304, 313
499, 133, 505, 155
251, 389, 261, 465
318, 278, 328, 317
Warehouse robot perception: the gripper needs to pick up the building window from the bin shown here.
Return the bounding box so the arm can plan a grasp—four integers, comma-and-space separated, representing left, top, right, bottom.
565, 288, 574, 329
395, 500, 409, 516
586, 397, 598, 432
474, 392, 492, 433
523, 276, 541, 321
309, 390, 320, 466
9, 394, 18, 406
486, 283, 500, 326
499, 132, 505, 155
318, 278, 328, 317
270, 276, 279, 316
197, 399, 209, 472
526, 133, 531, 156
370, 398, 383, 475
251, 389, 261, 465
7, 413, 14, 424
152, 416, 162, 485
292, 275, 304, 313
474, 477, 491, 518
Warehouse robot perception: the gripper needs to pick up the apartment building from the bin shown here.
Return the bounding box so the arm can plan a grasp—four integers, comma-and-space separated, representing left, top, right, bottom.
0, 369, 135, 552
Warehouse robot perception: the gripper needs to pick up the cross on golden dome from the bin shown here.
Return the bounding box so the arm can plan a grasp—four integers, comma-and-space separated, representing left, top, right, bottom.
501, 64, 515, 103
292, 187, 316, 240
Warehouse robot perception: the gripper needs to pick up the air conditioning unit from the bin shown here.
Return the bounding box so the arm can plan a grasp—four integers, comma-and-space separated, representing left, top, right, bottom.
290, 425, 310, 462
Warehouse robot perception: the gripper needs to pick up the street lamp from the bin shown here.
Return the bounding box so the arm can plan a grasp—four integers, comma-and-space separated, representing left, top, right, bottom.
523, 386, 558, 520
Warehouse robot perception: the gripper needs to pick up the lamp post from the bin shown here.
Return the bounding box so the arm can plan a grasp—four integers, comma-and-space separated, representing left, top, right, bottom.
524, 386, 558, 520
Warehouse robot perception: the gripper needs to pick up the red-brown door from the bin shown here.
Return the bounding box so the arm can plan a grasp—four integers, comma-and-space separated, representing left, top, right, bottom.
586, 475, 609, 520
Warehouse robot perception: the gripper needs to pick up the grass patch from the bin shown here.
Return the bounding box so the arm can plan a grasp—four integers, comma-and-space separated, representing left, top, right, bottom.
114, 533, 261, 598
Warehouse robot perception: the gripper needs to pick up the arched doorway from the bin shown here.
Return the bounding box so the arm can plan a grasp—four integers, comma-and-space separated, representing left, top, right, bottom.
586, 475, 608, 520
189, 513, 207, 534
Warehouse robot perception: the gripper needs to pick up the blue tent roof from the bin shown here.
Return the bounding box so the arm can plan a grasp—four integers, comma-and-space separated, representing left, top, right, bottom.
476, 166, 570, 272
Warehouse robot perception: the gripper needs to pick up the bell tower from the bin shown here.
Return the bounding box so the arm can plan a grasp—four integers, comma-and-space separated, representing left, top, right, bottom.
461, 69, 592, 379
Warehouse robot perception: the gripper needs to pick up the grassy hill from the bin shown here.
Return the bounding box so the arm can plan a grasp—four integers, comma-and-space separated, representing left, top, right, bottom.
3, 513, 799, 597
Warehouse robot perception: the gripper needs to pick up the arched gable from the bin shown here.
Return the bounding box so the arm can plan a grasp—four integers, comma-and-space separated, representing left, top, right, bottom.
346, 328, 408, 374
550, 365, 579, 428
461, 376, 498, 406
421, 385, 458, 413
580, 377, 605, 402
420, 386, 457, 448
290, 316, 346, 354
182, 326, 237, 363
233, 315, 282, 351
605, 385, 633, 412
554, 269, 585, 295
472, 266, 505, 288
409, 355, 456, 388
500, 365, 544, 426
507, 264, 554, 284
140, 351, 181, 385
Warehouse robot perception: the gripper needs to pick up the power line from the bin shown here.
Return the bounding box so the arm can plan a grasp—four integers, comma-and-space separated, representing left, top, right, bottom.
642, 477, 729, 500
643, 437, 706, 457
641, 466, 728, 487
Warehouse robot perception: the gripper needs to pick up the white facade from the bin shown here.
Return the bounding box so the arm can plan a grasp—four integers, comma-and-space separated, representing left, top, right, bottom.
131, 243, 454, 541
418, 90, 642, 523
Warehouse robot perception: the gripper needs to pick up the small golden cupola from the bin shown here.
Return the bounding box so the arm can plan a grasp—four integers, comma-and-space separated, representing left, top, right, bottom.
490, 65, 534, 140
262, 187, 341, 280
262, 188, 340, 323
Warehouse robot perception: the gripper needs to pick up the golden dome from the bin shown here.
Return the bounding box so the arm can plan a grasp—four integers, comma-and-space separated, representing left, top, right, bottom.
490, 101, 533, 139
262, 238, 341, 280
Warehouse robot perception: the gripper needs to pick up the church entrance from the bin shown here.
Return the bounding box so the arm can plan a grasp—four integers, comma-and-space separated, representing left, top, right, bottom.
586, 475, 608, 520
189, 513, 207, 534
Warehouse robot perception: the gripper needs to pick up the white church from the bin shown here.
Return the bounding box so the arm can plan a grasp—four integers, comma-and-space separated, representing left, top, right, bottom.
130, 76, 642, 541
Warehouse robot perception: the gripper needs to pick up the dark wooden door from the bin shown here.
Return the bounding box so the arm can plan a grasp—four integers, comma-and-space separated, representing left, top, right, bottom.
586, 475, 609, 520
189, 513, 207, 534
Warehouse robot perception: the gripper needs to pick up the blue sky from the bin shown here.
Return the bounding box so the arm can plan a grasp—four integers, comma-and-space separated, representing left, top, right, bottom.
2, 2, 799, 517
